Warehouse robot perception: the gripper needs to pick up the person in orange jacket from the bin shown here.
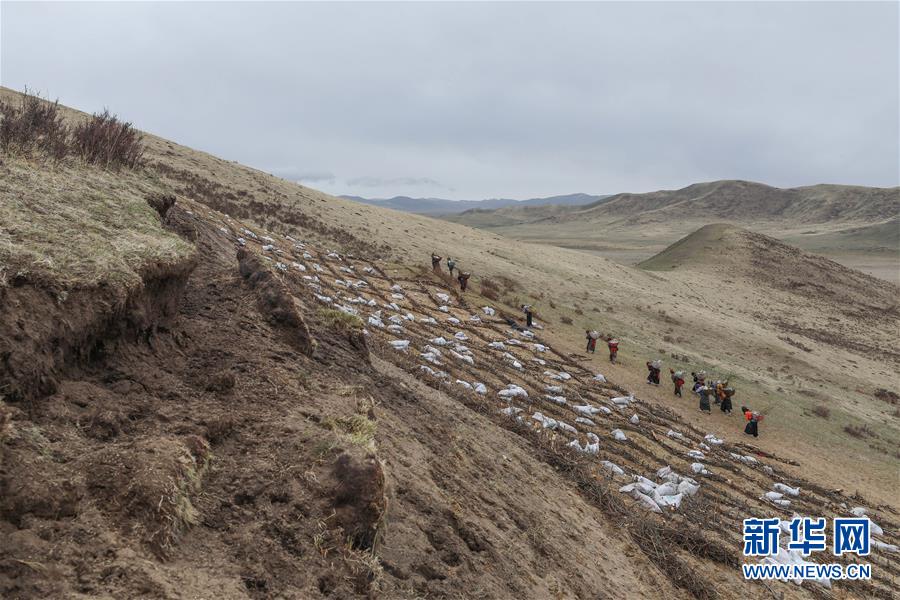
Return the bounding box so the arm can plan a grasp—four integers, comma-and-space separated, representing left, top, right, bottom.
719, 380, 733, 414
742, 405, 762, 437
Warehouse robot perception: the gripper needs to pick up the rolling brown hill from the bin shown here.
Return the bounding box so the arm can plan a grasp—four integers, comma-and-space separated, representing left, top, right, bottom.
640, 223, 900, 361
443, 180, 899, 281
641, 222, 899, 282
445, 180, 900, 228
573, 180, 899, 224
452, 180, 899, 227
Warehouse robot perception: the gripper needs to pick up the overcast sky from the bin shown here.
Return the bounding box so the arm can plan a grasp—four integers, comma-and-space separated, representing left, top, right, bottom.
2, 2, 898, 199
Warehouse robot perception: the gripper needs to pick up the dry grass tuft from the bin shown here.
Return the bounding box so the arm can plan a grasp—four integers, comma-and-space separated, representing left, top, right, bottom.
479, 278, 501, 301
874, 388, 899, 405
0, 90, 144, 169
342, 540, 385, 594
494, 275, 518, 291
812, 405, 830, 419
844, 423, 874, 439
71, 109, 144, 169
0, 89, 69, 160
326, 414, 377, 449
318, 308, 363, 332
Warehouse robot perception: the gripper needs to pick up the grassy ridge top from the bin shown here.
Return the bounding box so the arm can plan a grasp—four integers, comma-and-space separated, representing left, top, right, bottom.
0, 87, 194, 293
0, 157, 193, 292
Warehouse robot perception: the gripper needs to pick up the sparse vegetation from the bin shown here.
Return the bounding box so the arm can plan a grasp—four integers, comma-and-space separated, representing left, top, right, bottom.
20, 424, 54, 459
204, 415, 238, 444
71, 109, 144, 169
844, 423, 874, 439
779, 335, 813, 353
0, 90, 69, 160
342, 543, 384, 594
560, 315, 573, 325
874, 388, 899, 405
812, 405, 830, 419
494, 275, 518, 292
325, 414, 377, 449
86, 436, 212, 557
148, 438, 211, 555
150, 160, 390, 257
479, 278, 501, 301
0, 90, 144, 169
318, 308, 363, 332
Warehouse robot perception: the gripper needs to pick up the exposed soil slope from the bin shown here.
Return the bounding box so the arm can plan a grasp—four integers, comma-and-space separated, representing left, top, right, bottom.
1, 195, 688, 599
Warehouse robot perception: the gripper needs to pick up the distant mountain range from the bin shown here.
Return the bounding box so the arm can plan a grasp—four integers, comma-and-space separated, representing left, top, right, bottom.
339, 193, 610, 215
445, 179, 900, 227
565, 179, 899, 223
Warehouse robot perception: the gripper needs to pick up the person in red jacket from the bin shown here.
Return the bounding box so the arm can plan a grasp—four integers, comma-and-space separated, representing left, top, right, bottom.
670, 369, 685, 397
607, 337, 619, 364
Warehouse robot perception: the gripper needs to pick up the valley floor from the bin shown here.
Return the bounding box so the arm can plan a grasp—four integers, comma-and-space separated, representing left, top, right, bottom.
465, 220, 899, 284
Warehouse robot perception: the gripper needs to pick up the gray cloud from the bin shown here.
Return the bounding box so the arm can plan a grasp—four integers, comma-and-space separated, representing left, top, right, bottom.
2, 2, 896, 199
